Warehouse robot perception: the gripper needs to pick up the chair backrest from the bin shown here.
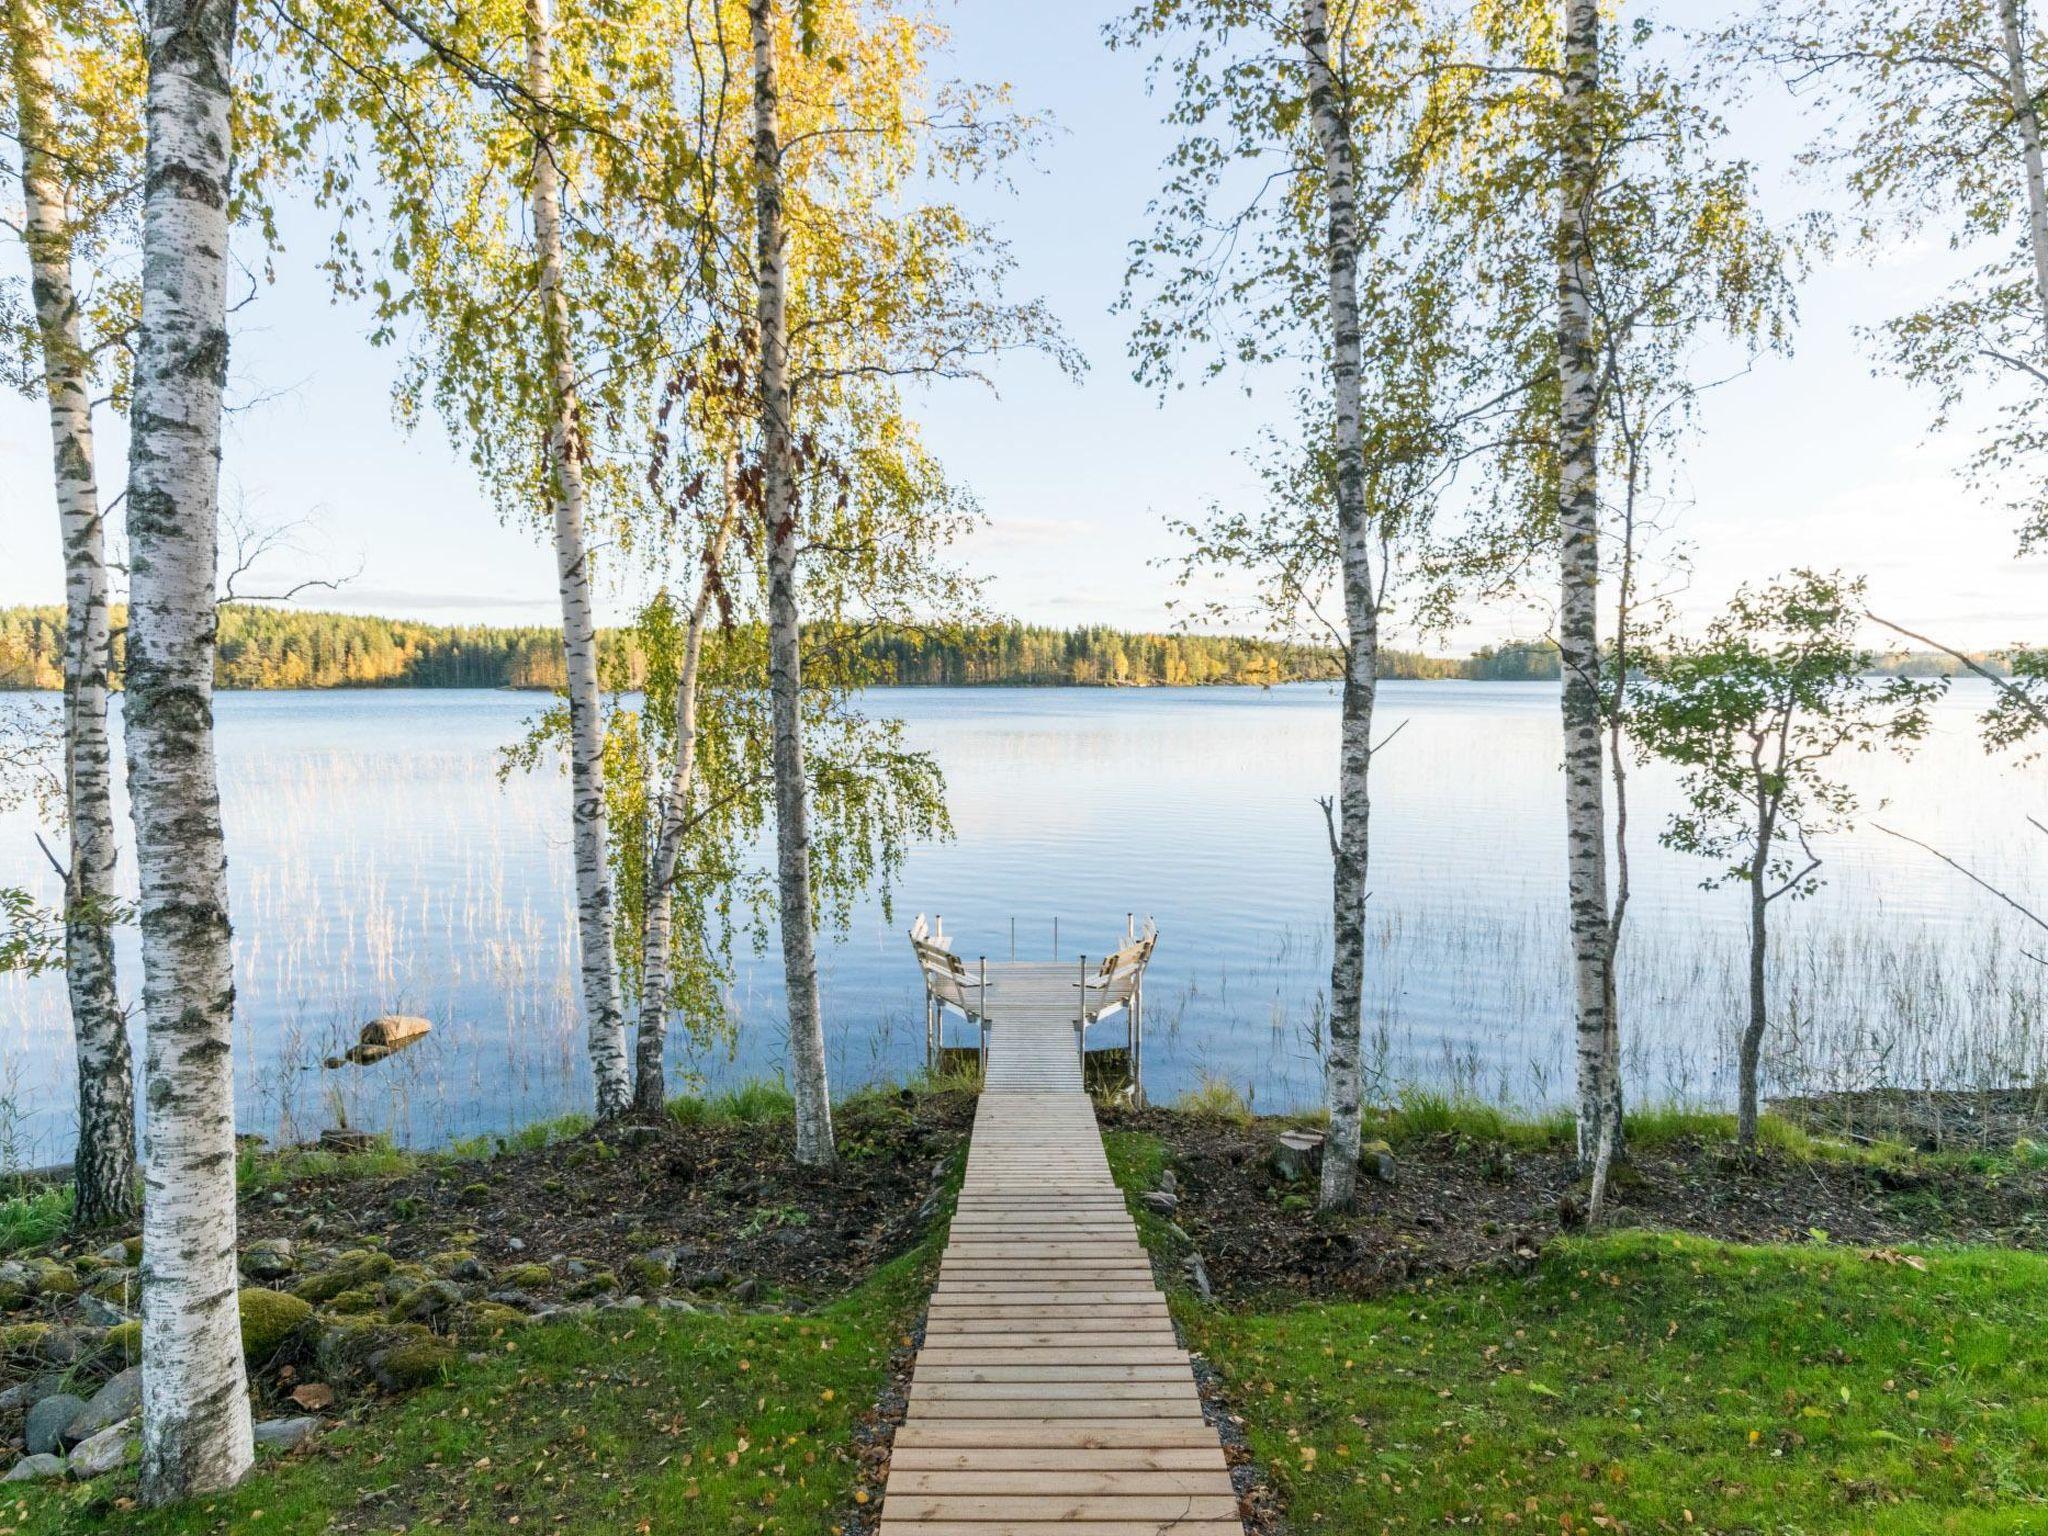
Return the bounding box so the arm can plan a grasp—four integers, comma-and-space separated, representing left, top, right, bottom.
910, 919, 981, 1015
1083, 925, 1155, 1015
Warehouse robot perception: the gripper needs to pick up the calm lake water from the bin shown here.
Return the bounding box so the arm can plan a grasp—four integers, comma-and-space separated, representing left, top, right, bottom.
3, 681, 2044, 1161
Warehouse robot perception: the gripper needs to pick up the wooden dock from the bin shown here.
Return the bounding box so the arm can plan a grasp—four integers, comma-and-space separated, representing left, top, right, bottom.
879, 1002, 1239, 1533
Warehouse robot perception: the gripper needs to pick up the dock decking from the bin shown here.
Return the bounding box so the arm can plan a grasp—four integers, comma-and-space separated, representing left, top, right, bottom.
879, 1005, 1239, 1533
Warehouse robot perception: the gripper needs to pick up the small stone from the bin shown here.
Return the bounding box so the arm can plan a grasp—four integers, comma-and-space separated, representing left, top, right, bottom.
254, 1416, 322, 1450
242, 1238, 298, 1280
1181, 1252, 1213, 1303
1139, 1190, 1178, 1216
25, 1394, 86, 1456
95, 1241, 131, 1266
68, 1421, 138, 1479
2, 1453, 66, 1483
656, 1298, 699, 1315
1158, 1169, 1178, 1196
485, 1289, 537, 1312
733, 1279, 763, 1305
65, 1368, 140, 1443
389, 1279, 464, 1324
686, 1268, 730, 1292
601, 1296, 646, 1312
1360, 1139, 1397, 1183
75, 1295, 129, 1329
505, 1237, 526, 1253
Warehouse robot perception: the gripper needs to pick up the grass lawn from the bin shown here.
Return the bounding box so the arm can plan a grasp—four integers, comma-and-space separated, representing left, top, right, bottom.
2, 1200, 941, 1536
1106, 1129, 2048, 1535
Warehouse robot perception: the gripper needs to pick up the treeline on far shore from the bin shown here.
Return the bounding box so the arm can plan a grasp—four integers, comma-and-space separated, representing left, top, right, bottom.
0, 603, 1576, 691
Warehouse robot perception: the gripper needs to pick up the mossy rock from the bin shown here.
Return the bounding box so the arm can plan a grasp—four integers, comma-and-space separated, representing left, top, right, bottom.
370, 1339, 455, 1391
315, 1320, 431, 1383
451, 1302, 528, 1341
622, 1256, 671, 1293
323, 1287, 384, 1316
102, 1320, 142, 1365
566, 1269, 618, 1300
458, 1183, 491, 1206
240, 1288, 315, 1359
498, 1264, 554, 1291
88, 1268, 136, 1301
293, 1250, 394, 1304
0, 1323, 52, 1366
119, 1237, 143, 1264
388, 1280, 464, 1325
28, 1260, 80, 1298
426, 1250, 477, 1276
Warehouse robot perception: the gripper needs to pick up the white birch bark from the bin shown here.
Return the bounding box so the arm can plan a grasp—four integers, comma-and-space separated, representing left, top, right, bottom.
126, 0, 253, 1500
1997, 0, 2048, 348
524, 0, 631, 1120
1300, 0, 1376, 1212
1556, 0, 1623, 1173
751, 0, 835, 1166
634, 463, 738, 1114
8, 0, 138, 1230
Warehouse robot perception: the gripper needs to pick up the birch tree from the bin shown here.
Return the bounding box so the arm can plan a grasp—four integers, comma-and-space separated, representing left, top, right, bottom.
523, 0, 629, 1117
1632, 572, 1937, 1146
1116, 0, 1475, 1207
748, 0, 833, 1162
1, 0, 143, 1229
1435, 3, 1795, 1181
125, 0, 254, 1501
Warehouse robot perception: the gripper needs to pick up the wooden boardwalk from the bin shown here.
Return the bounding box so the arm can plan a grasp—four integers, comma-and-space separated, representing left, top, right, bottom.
879, 1007, 1239, 1534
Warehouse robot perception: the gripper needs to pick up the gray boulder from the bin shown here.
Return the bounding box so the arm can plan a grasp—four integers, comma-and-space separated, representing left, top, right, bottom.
2, 1454, 66, 1483
75, 1294, 130, 1329
24, 1393, 86, 1456
242, 1238, 298, 1281
254, 1416, 322, 1450
1140, 1190, 1178, 1216
66, 1368, 140, 1443
68, 1421, 137, 1479
0, 1376, 61, 1413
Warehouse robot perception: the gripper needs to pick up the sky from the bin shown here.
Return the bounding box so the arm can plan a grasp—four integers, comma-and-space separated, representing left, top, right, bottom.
1, 1, 2042, 651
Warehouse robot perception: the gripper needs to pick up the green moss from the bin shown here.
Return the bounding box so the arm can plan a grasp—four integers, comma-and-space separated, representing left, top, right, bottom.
622, 1256, 671, 1293
0, 1321, 51, 1363
315, 1319, 431, 1381
323, 1287, 383, 1316
28, 1259, 80, 1298
565, 1269, 618, 1300
498, 1264, 554, 1291
292, 1250, 395, 1304
372, 1339, 456, 1391
239, 1288, 315, 1358
426, 1250, 478, 1277
102, 1319, 142, 1364
451, 1303, 529, 1341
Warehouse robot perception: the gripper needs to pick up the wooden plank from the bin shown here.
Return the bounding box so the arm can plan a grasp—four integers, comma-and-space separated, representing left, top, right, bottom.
886, 1471, 1235, 1496
881, 1496, 1240, 1521
889, 1447, 1227, 1471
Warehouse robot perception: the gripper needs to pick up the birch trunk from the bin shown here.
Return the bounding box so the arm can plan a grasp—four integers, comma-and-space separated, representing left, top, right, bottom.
1738, 851, 1769, 1149
634, 465, 739, 1114
126, 0, 253, 1500
8, 0, 138, 1230
1997, 0, 2048, 348
1300, 0, 1377, 1212
1557, 0, 1623, 1173
524, 0, 630, 1120
751, 0, 835, 1167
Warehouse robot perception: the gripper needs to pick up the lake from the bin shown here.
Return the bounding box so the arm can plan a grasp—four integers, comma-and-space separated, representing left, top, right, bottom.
2, 680, 2044, 1162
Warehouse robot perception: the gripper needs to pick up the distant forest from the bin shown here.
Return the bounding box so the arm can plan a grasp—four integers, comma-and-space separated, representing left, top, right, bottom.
0, 603, 1570, 691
